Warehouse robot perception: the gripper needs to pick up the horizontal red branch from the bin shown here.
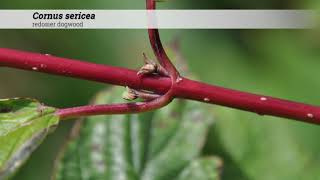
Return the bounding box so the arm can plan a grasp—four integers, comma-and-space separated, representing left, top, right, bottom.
1, 48, 320, 125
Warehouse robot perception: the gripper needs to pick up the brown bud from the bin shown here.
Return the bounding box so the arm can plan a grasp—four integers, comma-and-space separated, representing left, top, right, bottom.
137, 63, 157, 75
137, 53, 158, 75
122, 87, 138, 101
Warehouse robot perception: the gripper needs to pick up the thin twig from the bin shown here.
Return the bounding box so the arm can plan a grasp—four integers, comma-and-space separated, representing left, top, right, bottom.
57, 91, 173, 119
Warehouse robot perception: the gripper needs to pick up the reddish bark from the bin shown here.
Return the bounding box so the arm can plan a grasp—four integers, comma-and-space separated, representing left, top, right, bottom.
1, 48, 320, 124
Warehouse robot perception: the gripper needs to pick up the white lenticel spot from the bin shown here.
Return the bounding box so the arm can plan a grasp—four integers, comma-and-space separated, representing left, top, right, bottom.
307, 113, 314, 118
204, 98, 210, 102
260, 97, 267, 101
32, 67, 38, 71
176, 77, 183, 83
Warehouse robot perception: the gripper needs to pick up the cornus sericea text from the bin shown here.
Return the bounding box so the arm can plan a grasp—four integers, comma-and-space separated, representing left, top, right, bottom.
32, 12, 96, 20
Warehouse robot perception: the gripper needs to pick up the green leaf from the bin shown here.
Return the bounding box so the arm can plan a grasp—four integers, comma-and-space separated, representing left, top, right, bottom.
0, 98, 59, 179
209, 107, 320, 180
54, 89, 138, 180
148, 100, 184, 157
141, 101, 214, 180
130, 113, 152, 174
54, 87, 217, 180
176, 157, 222, 180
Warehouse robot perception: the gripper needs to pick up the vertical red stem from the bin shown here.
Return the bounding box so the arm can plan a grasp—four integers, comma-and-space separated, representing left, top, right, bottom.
146, 0, 180, 80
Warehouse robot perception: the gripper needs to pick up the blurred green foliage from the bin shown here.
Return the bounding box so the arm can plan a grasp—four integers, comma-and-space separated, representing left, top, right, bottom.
54, 87, 218, 180
0, 0, 319, 180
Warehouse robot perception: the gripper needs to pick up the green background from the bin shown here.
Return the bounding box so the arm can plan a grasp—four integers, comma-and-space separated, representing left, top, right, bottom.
0, 0, 320, 179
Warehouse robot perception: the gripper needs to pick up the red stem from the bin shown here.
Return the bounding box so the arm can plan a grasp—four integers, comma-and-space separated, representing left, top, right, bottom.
147, 0, 179, 80
0, 48, 320, 125
57, 91, 173, 119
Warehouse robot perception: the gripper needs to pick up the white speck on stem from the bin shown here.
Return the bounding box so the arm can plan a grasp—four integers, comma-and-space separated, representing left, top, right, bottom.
204, 98, 210, 102
307, 113, 314, 118
32, 67, 38, 71
260, 97, 267, 101
176, 77, 183, 83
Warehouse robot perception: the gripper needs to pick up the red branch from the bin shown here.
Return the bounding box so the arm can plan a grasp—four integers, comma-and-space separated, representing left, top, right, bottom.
147, 0, 180, 80
1, 48, 320, 125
